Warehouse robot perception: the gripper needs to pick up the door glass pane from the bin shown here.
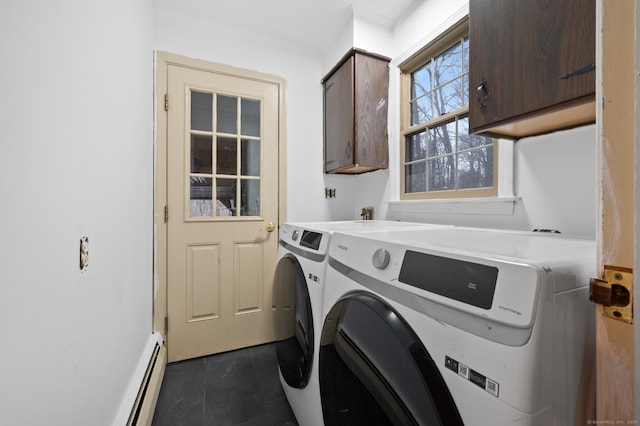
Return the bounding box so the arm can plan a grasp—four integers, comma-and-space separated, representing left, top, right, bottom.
191, 91, 212, 132
191, 135, 212, 174
190, 177, 212, 217
240, 180, 260, 216
217, 95, 237, 134
241, 98, 260, 137
216, 137, 237, 175
241, 139, 260, 176
216, 178, 236, 215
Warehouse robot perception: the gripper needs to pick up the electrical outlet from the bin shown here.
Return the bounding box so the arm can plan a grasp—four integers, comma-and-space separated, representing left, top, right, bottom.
325, 188, 336, 198
80, 237, 89, 271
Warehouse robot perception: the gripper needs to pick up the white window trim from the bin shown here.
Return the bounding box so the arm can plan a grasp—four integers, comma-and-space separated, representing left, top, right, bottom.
388, 5, 516, 216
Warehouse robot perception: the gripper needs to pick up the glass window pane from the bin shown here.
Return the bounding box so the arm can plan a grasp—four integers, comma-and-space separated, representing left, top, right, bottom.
412, 64, 432, 98
241, 99, 261, 137
216, 178, 236, 215
190, 176, 212, 217
462, 73, 468, 106
191, 91, 212, 132
216, 137, 237, 175
458, 146, 494, 189
405, 131, 426, 162
405, 162, 426, 193
429, 121, 456, 157
432, 77, 464, 116
217, 95, 237, 134
411, 94, 433, 125
241, 180, 260, 216
190, 134, 212, 174
428, 155, 455, 191
463, 37, 469, 73
458, 117, 493, 150
241, 139, 260, 176
434, 41, 462, 86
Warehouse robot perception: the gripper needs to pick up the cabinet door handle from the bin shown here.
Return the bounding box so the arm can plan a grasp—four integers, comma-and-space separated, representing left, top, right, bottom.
559, 63, 595, 80
477, 78, 488, 112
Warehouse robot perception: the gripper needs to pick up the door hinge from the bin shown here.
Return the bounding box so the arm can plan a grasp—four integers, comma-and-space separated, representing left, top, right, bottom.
164, 316, 169, 335
589, 266, 633, 324
164, 93, 169, 111
164, 205, 169, 223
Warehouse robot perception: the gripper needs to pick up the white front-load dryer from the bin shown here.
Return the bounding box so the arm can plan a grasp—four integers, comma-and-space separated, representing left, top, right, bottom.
319, 227, 596, 425
273, 221, 447, 426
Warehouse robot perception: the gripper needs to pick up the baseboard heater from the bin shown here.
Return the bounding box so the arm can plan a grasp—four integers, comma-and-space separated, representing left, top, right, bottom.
126, 340, 167, 426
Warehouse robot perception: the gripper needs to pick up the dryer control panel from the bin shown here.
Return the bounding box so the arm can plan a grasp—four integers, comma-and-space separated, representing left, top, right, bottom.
399, 250, 498, 310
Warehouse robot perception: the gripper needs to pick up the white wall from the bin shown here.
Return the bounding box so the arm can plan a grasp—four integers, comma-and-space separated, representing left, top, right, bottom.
0, 1, 154, 424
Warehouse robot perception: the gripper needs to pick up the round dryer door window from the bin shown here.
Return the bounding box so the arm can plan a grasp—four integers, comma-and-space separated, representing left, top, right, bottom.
272, 254, 314, 388
319, 292, 463, 425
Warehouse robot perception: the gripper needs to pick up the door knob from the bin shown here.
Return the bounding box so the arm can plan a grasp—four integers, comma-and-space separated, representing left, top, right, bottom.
266, 222, 276, 232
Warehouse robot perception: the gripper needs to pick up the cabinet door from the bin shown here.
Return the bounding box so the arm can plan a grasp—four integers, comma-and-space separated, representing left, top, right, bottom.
469, 0, 595, 134
354, 53, 389, 170
324, 57, 354, 172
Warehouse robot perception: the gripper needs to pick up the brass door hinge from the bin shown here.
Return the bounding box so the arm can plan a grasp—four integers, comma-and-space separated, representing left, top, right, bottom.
589, 266, 633, 323
164, 316, 169, 335
164, 93, 169, 111
164, 205, 169, 223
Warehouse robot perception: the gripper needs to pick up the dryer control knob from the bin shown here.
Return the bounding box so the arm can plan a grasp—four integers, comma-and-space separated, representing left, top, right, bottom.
372, 248, 390, 270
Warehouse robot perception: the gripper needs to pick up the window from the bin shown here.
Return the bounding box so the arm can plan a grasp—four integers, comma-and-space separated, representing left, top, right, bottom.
400, 20, 496, 199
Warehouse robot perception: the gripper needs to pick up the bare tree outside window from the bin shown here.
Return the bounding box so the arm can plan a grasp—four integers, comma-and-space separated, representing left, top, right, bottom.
403, 36, 494, 196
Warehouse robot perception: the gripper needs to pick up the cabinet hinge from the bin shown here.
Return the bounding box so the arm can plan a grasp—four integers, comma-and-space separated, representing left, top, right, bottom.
164, 316, 169, 335
164, 93, 169, 111
164, 205, 169, 223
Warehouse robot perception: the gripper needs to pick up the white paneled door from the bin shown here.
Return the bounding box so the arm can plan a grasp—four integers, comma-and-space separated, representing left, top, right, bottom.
161, 57, 281, 362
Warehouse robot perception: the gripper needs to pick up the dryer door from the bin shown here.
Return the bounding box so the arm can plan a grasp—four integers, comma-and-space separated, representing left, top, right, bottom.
273, 253, 314, 388
320, 292, 463, 425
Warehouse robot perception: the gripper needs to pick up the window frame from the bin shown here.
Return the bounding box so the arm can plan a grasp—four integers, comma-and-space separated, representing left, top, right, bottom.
399, 18, 498, 200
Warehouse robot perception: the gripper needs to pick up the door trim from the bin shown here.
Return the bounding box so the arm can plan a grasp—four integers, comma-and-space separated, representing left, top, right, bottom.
153, 51, 287, 343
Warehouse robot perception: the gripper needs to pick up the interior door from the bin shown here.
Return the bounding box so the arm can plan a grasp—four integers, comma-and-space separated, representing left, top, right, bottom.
164, 61, 280, 362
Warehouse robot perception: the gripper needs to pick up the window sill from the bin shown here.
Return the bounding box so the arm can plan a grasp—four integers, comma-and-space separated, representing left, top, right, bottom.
387, 197, 519, 216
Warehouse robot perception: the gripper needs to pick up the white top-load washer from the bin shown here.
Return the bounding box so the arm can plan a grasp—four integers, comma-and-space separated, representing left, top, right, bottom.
272, 221, 449, 426
319, 227, 595, 425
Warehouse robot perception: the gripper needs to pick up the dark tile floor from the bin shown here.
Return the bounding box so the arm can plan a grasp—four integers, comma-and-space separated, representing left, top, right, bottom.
152, 343, 298, 426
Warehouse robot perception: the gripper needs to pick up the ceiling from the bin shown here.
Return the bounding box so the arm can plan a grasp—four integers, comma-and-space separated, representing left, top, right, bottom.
153, 0, 420, 51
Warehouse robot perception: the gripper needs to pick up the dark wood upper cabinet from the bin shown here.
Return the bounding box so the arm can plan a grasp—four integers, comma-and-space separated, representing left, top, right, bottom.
323, 49, 390, 174
469, 0, 596, 139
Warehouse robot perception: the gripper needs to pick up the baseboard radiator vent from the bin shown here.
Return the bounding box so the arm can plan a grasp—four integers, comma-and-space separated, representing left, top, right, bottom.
126, 340, 166, 426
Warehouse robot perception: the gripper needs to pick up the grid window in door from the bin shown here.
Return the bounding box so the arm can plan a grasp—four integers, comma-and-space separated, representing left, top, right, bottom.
188, 90, 262, 218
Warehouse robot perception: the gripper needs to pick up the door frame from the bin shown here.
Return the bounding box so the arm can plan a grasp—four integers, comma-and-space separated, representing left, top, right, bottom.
597, 0, 638, 420
153, 51, 287, 344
